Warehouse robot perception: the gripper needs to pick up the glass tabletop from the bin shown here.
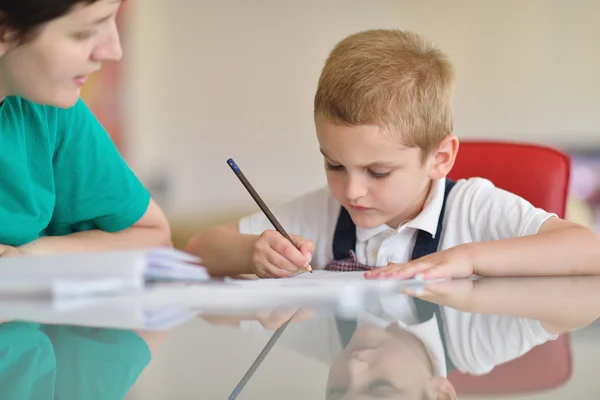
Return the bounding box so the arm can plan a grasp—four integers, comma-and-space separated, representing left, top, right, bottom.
0, 275, 598, 399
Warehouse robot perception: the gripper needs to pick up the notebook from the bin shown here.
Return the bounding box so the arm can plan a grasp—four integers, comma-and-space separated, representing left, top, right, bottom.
0, 247, 209, 298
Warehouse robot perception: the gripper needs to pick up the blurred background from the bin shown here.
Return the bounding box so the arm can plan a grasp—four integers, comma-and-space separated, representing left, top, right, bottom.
84, 0, 600, 248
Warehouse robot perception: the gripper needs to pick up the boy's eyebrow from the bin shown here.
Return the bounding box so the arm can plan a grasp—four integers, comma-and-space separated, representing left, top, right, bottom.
320, 149, 400, 168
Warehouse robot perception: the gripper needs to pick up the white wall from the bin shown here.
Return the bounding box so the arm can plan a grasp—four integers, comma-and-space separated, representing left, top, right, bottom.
123, 0, 600, 220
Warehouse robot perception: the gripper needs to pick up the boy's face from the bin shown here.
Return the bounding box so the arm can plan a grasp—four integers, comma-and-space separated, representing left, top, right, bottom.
326, 324, 436, 400
316, 116, 457, 229
0, 0, 123, 107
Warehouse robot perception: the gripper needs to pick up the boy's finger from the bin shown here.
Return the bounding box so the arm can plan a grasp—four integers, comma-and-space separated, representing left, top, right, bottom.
372, 262, 429, 280
266, 249, 301, 273
292, 309, 315, 321
273, 240, 311, 268
401, 287, 427, 297
300, 250, 313, 265
297, 240, 316, 255
363, 263, 410, 278
263, 260, 293, 278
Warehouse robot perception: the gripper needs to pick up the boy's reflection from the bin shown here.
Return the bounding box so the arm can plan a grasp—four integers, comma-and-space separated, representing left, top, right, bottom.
327, 320, 455, 400
220, 277, 600, 399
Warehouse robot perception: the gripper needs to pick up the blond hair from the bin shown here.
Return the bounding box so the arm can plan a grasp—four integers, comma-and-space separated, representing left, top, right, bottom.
314, 29, 454, 158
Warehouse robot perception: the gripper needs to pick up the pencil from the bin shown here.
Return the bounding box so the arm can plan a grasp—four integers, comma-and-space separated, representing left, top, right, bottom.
226, 158, 313, 273
228, 311, 299, 399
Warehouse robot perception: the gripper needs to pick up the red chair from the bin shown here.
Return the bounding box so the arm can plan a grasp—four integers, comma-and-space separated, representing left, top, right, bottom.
446, 140, 573, 395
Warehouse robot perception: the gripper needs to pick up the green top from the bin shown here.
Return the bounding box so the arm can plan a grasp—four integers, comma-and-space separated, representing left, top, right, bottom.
0, 97, 153, 398
0, 96, 150, 247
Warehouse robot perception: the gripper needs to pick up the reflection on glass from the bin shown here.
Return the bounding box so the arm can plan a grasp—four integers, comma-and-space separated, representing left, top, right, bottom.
0, 321, 151, 399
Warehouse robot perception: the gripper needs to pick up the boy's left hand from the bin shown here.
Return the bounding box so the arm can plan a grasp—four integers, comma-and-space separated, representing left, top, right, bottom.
402, 279, 476, 311
364, 244, 474, 280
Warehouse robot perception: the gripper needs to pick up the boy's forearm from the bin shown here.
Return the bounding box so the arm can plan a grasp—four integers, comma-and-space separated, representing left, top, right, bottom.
185, 227, 256, 277
468, 277, 600, 332
18, 226, 172, 255
467, 225, 600, 277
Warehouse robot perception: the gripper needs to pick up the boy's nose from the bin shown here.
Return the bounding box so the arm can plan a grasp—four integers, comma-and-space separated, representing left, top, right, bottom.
344, 358, 369, 388
344, 176, 367, 201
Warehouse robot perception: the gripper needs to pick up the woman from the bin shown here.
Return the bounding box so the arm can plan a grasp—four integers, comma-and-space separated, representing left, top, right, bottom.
0, 1, 170, 398
0, 0, 171, 257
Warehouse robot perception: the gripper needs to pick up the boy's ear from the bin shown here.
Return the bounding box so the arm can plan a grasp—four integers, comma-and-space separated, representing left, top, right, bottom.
429, 376, 457, 400
427, 135, 459, 180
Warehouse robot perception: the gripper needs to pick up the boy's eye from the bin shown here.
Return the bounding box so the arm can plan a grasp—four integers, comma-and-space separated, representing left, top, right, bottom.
368, 379, 398, 395
368, 169, 391, 180
325, 161, 344, 172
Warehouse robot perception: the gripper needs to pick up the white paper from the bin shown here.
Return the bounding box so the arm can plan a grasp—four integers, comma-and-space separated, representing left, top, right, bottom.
225, 270, 441, 288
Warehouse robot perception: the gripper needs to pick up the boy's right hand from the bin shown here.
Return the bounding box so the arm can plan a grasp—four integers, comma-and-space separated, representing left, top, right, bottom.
252, 230, 314, 278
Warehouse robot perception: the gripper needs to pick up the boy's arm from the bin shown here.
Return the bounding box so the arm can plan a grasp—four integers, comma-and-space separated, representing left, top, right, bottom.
368, 180, 600, 279
464, 179, 600, 277
414, 276, 600, 334
185, 223, 257, 277
186, 187, 338, 277
467, 217, 600, 277
371, 217, 600, 280
18, 199, 172, 255
468, 276, 600, 334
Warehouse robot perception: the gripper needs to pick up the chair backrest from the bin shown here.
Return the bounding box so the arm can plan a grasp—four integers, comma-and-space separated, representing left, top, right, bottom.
446, 140, 573, 395
448, 140, 571, 216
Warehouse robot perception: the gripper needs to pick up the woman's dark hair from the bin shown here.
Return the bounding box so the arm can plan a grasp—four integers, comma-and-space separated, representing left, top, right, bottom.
0, 0, 101, 42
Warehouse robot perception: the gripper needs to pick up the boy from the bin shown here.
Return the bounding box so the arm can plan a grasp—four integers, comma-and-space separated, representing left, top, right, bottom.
186, 29, 600, 280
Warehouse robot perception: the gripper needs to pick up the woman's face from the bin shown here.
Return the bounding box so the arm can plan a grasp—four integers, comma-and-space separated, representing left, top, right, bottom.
0, 0, 123, 107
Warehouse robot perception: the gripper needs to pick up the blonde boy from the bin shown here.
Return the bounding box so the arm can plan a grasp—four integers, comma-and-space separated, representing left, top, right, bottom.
186, 29, 600, 280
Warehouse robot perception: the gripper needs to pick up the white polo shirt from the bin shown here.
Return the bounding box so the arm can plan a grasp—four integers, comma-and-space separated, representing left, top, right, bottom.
238, 177, 556, 269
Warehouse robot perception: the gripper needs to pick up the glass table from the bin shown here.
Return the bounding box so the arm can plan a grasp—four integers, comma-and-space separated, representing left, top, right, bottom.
0, 275, 598, 399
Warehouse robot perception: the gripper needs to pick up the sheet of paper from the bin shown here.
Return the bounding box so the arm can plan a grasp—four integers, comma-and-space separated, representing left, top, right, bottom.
225, 270, 443, 289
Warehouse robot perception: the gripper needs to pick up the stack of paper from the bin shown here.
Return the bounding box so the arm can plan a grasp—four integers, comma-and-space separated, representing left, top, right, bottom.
0, 247, 209, 298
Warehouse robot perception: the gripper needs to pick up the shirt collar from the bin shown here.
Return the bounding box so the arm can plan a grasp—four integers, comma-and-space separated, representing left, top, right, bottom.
356, 311, 448, 377
398, 316, 448, 377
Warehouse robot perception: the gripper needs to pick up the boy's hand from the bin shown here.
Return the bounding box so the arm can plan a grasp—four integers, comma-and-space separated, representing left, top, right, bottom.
0, 245, 21, 258
252, 230, 314, 278
364, 245, 474, 280
402, 279, 475, 310
255, 307, 314, 330
202, 307, 314, 329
